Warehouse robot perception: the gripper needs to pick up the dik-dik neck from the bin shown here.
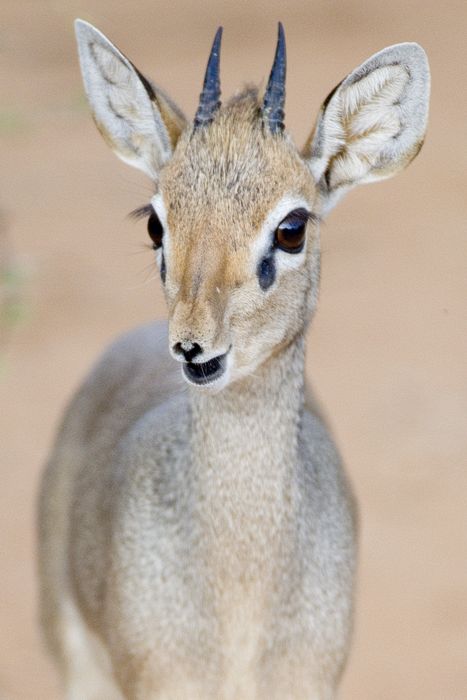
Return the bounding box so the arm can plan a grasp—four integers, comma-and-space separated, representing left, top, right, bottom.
189, 333, 306, 579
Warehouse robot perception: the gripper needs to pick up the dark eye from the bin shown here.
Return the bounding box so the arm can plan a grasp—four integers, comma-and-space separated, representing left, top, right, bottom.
274, 208, 309, 253
147, 211, 164, 249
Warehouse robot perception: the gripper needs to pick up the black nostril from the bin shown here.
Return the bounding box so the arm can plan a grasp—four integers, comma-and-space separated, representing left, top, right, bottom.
184, 342, 203, 362
173, 341, 203, 363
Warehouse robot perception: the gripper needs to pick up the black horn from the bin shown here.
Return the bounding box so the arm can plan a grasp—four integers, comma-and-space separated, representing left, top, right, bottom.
262, 22, 286, 133
194, 27, 223, 128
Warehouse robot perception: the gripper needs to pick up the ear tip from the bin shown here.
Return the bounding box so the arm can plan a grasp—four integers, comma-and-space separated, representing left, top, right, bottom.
389, 43, 431, 92
74, 18, 94, 36
394, 41, 427, 54
393, 41, 429, 60
403, 42, 430, 73
74, 19, 124, 65
74, 18, 108, 46
378, 41, 430, 70
347, 42, 430, 92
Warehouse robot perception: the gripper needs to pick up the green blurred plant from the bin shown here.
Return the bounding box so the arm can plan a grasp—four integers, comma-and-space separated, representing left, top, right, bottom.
0, 219, 28, 374
0, 109, 29, 136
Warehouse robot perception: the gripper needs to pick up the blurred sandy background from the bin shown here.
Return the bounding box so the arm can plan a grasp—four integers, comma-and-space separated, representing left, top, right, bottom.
1, 0, 466, 698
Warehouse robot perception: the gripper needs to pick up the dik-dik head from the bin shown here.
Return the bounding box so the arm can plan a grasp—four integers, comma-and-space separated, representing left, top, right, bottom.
75, 21, 430, 390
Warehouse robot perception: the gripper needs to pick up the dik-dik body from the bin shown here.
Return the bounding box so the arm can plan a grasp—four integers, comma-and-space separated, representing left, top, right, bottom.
38, 21, 430, 699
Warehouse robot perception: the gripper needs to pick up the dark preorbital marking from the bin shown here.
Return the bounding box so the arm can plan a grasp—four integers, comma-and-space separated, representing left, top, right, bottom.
257, 255, 276, 291
160, 253, 166, 284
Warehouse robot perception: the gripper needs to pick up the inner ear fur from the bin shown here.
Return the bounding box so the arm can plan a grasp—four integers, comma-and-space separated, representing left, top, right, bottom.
303, 42, 430, 212
75, 20, 187, 179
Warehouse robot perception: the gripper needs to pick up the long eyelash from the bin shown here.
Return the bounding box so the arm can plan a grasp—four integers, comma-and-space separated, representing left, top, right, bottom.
283, 209, 321, 227
307, 211, 321, 226
129, 204, 154, 221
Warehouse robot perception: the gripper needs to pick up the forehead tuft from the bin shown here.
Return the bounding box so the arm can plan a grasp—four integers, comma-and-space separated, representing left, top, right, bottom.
160, 89, 314, 243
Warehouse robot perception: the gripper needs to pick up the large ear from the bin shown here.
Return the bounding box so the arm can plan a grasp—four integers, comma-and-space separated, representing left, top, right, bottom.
74, 20, 187, 179
303, 43, 430, 214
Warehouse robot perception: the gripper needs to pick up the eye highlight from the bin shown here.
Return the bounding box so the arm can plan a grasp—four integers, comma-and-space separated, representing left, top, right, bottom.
274, 208, 310, 254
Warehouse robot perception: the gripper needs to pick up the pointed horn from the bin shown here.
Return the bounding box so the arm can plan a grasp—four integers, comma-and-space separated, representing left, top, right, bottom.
194, 27, 223, 128
262, 22, 286, 133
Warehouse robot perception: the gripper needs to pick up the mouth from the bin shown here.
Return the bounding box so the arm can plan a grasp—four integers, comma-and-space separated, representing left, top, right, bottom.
182, 351, 228, 386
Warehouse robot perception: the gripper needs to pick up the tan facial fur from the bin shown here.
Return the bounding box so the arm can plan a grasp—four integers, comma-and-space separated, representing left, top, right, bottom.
158, 90, 318, 388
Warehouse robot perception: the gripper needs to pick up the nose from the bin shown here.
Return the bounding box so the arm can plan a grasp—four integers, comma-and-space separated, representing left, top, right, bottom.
172, 340, 203, 363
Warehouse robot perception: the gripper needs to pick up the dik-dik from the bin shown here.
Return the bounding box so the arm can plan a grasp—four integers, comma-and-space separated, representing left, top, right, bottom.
38, 20, 430, 700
